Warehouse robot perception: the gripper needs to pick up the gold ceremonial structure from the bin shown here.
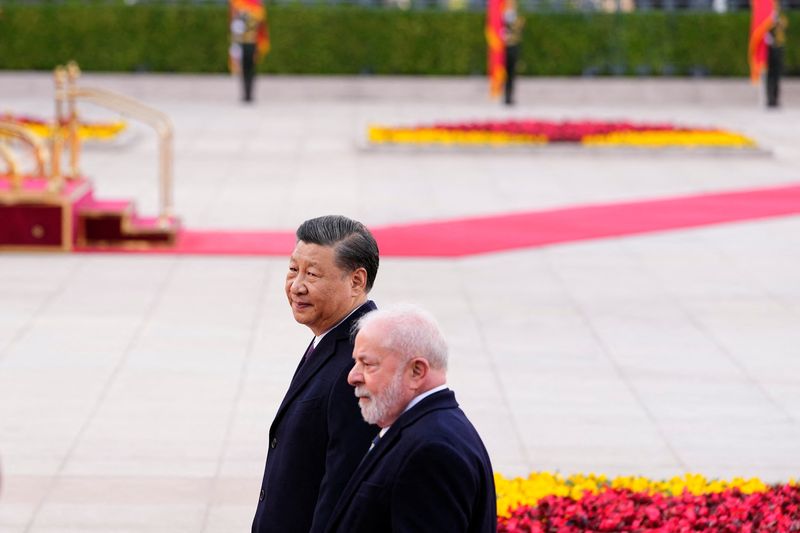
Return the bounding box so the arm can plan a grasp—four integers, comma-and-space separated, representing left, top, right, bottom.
53, 61, 175, 226
0, 61, 179, 251
0, 121, 49, 193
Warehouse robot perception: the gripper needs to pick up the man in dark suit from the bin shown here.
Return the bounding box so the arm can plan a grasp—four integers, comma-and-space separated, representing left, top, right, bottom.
326, 304, 497, 533
252, 215, 380, 533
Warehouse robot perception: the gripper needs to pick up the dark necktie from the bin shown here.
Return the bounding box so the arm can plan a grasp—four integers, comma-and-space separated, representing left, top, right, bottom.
368, 433, 381, 453
355, 433, 382, 471
292, 340, 316, 380
303, 341, 315, 362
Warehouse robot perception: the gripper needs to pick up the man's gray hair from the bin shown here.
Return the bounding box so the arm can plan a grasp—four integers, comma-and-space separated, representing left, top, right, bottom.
354, 304, 448, 371
296, 215, 379, 292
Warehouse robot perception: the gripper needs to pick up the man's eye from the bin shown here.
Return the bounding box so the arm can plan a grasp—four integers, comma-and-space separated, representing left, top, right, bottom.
307, 271, 319, 278
288, 267, 298, 273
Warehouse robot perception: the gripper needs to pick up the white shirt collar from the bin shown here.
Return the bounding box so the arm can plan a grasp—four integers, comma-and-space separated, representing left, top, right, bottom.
312, 301, 367, 348
379, 384, 448, 438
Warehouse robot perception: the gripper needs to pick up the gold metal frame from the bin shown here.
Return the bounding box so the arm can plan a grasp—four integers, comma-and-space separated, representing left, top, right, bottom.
0, 120, 51, 191
52, 66, 66, 188
1, 98, 65, 251
0, 143, 20, 189
67, 62, 81, 178
55, 61, 175, 228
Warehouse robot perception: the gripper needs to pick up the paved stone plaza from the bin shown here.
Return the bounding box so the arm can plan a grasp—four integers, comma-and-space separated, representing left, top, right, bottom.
1, 73, 799, 532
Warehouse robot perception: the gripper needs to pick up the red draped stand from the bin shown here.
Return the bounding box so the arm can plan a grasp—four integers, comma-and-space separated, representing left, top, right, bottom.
0, 176, 178, 251
1, 177, 89, 251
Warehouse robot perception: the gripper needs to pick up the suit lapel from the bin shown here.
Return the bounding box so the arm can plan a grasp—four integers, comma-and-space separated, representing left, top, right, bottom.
272, 336, 336, 423
271, 301, 376, 431
326, 389, 457, 528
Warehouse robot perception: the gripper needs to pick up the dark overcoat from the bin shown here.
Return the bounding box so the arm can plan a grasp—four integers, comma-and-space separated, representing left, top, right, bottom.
324, 389, 497, 533
252, 300, 378, 533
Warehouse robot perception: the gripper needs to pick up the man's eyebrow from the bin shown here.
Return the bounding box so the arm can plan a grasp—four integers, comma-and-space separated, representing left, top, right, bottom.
288, 257, 319, 266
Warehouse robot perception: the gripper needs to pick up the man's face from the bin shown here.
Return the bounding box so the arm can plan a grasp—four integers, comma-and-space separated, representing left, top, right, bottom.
348, 323, 412, 428
285, 241, 359, 336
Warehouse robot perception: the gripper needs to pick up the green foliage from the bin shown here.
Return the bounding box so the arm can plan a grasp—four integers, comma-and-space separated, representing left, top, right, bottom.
257, 7, 487, 74
784, 13, 800, 76
0, 3, 797, 76
0, 3, 228, 72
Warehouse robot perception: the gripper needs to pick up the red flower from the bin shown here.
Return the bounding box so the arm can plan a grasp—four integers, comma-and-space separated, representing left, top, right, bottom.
498, 485, 800, 533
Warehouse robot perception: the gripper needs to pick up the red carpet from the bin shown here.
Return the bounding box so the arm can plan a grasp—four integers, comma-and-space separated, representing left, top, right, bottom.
77, 184, 800, 258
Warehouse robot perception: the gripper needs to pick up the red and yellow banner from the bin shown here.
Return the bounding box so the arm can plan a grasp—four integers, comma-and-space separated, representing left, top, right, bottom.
486, 0, 506, 99
229, 0, 270, 61
749, 0, 775, 82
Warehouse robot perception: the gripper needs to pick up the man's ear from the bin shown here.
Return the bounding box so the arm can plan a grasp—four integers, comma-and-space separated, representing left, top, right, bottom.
410, 357, 429, 381
350, 267, 367, 293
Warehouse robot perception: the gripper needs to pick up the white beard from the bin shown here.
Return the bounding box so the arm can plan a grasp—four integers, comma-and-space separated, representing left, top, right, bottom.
355, 370, 404, 425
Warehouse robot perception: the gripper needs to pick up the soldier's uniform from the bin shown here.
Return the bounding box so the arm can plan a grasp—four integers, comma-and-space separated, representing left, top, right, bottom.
766, 13, 788, 108
503, 8, 525, 106
230, 0, 268, 103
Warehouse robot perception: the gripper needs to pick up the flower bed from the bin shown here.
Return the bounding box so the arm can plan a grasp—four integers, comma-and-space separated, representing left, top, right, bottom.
368, 120, 756, 149
1, 113, 126, 141
495, 473, 800, 532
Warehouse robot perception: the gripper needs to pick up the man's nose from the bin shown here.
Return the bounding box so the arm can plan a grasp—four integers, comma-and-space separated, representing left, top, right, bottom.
348, 365, 362, 386
290, 274, 306, 294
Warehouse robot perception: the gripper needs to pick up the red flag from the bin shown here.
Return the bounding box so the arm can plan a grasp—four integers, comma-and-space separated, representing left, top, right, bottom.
253, 1, 270, 60
486, 0, 506, 99
749, 0, 775, 83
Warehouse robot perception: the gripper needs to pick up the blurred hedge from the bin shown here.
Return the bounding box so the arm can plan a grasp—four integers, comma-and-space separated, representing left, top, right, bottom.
0, 3, 797, 76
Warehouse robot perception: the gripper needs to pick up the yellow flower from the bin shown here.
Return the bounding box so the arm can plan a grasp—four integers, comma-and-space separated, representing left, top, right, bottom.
493, 472, 772, 517
17, 121, 127, 141
367, 126, 546, 146
582, 130, 756, 148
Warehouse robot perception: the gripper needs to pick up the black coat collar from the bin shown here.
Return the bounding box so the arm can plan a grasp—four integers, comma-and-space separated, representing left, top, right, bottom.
326, 388, 457, 528
273, 300, 377, 422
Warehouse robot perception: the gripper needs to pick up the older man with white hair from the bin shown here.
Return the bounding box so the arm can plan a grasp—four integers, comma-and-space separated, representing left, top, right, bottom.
324, 304, 497, 533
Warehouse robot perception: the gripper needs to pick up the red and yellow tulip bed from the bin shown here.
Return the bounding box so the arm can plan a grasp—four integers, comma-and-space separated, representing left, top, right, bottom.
1, 113, 126, 141
495, 472, 800, 532
368, 120, 756, 149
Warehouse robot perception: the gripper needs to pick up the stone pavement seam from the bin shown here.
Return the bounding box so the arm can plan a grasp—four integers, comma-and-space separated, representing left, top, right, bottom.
627, 236, 799, 427
22, 257, 181, 533
197, 264, 273, 533
542, 249, 690, 472
0, 259, 84, 365
703, 228, 799, 315
675, 294, 798, 427
457, 260, 533, 472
